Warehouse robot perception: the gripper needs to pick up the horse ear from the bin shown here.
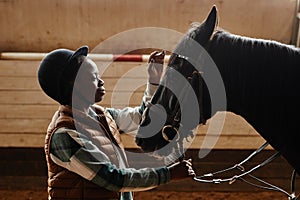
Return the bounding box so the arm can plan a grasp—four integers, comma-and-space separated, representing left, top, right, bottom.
189, 5, 218, 46
169, 6, 218, 63
203, 5, 218, 38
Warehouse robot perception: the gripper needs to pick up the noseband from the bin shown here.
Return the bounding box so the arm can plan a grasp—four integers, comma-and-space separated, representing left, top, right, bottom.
162, 125, 180, 142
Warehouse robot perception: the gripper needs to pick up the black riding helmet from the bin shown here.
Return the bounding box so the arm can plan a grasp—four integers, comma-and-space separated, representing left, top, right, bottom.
38, 46, 88, 105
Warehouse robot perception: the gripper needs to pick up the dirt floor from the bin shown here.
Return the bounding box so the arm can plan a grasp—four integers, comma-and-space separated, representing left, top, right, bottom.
0, 190, 288, 200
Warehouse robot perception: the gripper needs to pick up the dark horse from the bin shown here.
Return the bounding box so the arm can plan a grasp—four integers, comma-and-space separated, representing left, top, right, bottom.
135, 5, 300, 180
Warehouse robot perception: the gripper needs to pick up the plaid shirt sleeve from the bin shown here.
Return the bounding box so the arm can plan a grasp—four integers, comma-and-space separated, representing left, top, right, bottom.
106, 83, 158, 132
49, 128, 170, 192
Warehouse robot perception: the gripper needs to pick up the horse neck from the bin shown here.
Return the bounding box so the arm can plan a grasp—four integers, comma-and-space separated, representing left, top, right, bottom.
206, 31, 300, 117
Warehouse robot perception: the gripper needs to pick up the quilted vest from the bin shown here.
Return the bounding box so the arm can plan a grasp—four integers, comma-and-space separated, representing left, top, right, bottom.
45, 105, 129, 200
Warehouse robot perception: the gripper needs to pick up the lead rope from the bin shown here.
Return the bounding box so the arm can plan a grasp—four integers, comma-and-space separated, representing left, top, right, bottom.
193, 142, 298, 199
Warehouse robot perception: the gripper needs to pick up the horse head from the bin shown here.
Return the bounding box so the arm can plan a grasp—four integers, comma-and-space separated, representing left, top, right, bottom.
135, 6, 219, 159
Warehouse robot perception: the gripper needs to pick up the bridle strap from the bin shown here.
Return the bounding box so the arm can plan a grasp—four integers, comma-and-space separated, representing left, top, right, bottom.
161, 78, 189, 161
197, 142, 269, 180
161, 69, 206, 162
161, 69, 204, 162
161, 70, 200, 140
194, 142, 270, 183
194, 71, 206, 125
194, 142, 299, 199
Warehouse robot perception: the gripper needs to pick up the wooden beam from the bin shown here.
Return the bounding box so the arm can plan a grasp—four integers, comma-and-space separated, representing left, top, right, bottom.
0, 52, 171, 63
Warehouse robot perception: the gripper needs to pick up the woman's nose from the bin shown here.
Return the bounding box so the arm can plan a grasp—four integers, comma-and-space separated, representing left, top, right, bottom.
98, 78, 104, 87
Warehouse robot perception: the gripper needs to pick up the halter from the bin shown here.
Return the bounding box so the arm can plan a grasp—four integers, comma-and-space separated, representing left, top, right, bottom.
160, 54, 206, 162
160, 70, 191, 160
161, 54, 206, 144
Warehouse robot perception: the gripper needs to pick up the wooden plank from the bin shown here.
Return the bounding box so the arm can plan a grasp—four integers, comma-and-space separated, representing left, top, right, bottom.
196, 112, 258, 136
120, 134, 269, 150
0, 61, 41, 77
0, 60, 148, 78
0, 147, 45, 161
0, 176, 47, 190
105, 77, 146, 92
0, 119, 49, 133
107, 91, 144, 107
0, 91, 55, 105
0, 77, 39, 90
188, 135, 269, 150
97, 61, 149, 78
0, 112, 258, 136
0, 52, 151, 62
0, 104, 143, 119
0, 131, 267, 149
0, 133, 45, 147
0, 90, 144, 106
0, 105, 58, 119
0, 76, 147, 92
102, 78, 146, 92
0, 161, 46, 176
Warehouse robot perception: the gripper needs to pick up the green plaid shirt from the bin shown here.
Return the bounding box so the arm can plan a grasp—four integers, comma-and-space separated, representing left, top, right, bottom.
49, 84, 170, 200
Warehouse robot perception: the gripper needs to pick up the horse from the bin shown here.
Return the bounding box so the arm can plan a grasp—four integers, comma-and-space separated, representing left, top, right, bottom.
135, 5, 300, 194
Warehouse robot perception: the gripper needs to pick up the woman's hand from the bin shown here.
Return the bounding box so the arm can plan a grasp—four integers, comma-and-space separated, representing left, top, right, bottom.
147, 50, 165, 85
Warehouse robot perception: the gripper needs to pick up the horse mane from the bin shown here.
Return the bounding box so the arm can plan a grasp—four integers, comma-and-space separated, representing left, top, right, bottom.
203, 29, 300, 137
205, 30, 300, 96
199, 29, 300, 122
208, 30, 300, 66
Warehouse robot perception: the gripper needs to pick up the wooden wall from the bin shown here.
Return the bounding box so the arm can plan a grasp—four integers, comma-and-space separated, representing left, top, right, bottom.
2, 0, 297, 150
0, 0, 297, 53
0, 58, 268, 149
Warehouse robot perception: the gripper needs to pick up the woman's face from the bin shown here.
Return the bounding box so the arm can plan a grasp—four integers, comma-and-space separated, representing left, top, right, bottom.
73, 57, 105, 105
